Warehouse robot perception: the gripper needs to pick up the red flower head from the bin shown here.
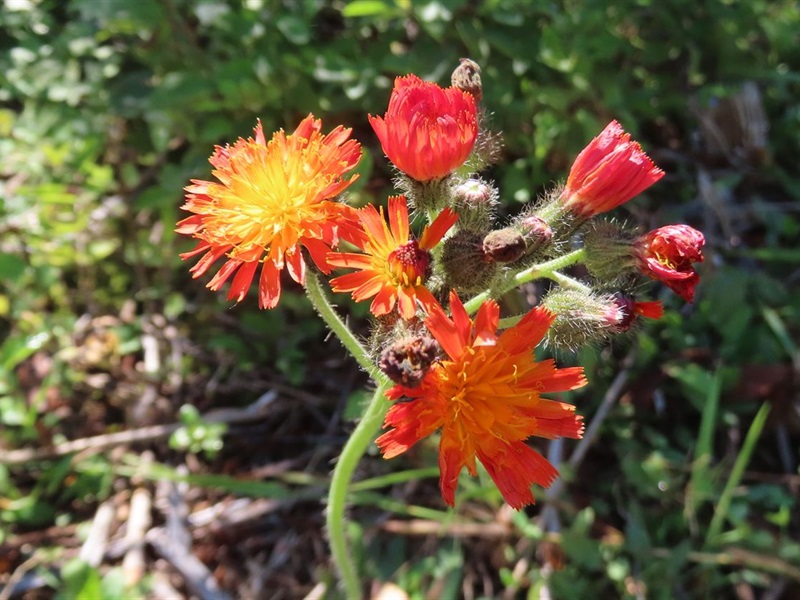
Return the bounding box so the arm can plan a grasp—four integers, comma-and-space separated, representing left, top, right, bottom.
634, 224, 705, 302
562, 121, 664, 218
369, 74, 478, 182
177, 115, 361, 309
377, 291, 587, 509
328, 196, 457, 320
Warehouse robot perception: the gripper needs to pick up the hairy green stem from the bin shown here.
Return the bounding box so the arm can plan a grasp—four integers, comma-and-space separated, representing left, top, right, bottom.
304, 272, 391, 597
463, 247, 587, 314
326, 383, 391, 599
305, 272, 387, 384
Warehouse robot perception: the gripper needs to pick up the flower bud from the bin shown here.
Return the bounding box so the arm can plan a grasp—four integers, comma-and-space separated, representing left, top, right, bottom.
634, 225, 705, 302
560, 120, 664, 220
451, 58, 483, 103
369, 74, 478, 184
517, 215, 554, 255
379, 335, 440, 387
483, 228, 526, 263
582, 220, 637, 283
451, 178, 498, 231
541, 289, 623, 350
440, 230, 498, 294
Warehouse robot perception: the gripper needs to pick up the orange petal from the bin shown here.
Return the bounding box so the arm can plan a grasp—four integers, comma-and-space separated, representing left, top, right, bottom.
420, 207, 458, 249
387, 195, 410, 243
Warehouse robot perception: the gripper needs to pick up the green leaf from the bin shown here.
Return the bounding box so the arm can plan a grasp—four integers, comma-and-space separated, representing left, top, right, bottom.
57, 559, 103, 600
275, 15, 311, 45
342, 0, 400, 18
0, 252, 26, 283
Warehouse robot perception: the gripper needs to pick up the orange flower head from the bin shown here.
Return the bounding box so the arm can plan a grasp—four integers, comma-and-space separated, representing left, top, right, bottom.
369, 74, 478, 182
176, 115, 361, 309
562, 120, 664, 218
328, 196, 457, 320
377, 291, 587, 509
634, 224, 705, 302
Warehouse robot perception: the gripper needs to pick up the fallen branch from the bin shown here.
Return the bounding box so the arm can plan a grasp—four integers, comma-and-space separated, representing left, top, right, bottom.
651, 546, 800, 583
0, 390, 278, 466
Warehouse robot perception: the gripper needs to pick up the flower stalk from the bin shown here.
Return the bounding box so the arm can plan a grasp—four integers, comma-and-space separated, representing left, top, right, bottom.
326, 382, 391, 600
463, 248, 587, 314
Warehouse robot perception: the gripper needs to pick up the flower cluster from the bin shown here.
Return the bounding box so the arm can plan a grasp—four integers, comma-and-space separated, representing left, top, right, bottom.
176, 61, 705, 510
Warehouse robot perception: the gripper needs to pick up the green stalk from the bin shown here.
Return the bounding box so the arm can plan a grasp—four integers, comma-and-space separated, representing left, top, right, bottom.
304, 272, 391, 597
326, 383, 391, 599
463, 248, 587, 314
304, 272, 387, 384
706, 402, 771, 545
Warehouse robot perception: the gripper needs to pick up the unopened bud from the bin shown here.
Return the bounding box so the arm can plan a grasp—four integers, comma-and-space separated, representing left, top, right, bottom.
452, 178, 498, 231
541, 289, 620, 350
454, 179, 494, 207
517, 216, 554, 254
582, 220, 637, 283
451, 58, 482, 102
440, 230, 498, 294
483, 228, 526, 263
379, 336, 439, 387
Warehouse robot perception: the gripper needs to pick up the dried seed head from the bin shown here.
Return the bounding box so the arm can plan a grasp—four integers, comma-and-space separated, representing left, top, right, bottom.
451, 58, 482, 102
483, 228, 526, 264
379, 336, 440, 387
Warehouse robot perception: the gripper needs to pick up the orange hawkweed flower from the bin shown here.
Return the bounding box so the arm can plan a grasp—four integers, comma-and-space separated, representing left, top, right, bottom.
377, 291, 587, 509
562, 120, 664, 218
176, 115, 361, 309
369, 74, 478, 182
634, 224, 705, 302
328, 195, 457, 320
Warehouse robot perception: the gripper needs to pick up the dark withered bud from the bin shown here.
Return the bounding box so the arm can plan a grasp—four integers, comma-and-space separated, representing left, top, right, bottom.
518, 216, 554, 254
451, 58, 482, 102
440, 229, 498, 293
483, 228, 526, 263
607, 292, 664, 333
379, 336, 439, 387
610, 293, 637, 332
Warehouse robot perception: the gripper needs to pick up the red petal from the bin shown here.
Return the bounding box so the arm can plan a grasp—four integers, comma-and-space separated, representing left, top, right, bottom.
477, 441, 558, 509
258, 258, 282, 309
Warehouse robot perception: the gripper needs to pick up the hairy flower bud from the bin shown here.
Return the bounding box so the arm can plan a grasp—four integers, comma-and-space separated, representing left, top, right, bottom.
542, 289, 624, 350
451, 58, 483, 103
451, 178, 498, 231
542, 289, 664, 349
440, 230, 498, 294
379, 336, 440, 387
517, 215, 554, 255
483, 228, 526, 263
582, 220, 637, 283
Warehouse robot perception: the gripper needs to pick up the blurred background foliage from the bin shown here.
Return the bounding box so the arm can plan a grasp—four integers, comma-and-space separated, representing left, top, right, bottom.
1, 0, 799, 598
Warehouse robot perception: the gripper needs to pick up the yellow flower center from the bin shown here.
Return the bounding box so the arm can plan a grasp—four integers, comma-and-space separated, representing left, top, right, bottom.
200, 137, 340, 261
